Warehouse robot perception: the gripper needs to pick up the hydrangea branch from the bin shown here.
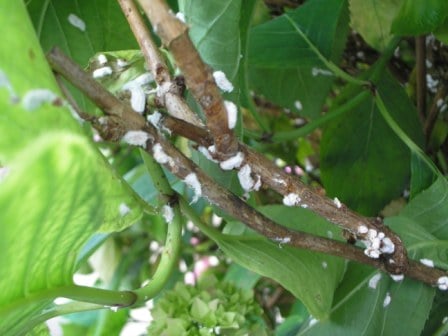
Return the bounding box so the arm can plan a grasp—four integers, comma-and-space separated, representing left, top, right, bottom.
47, 44, 447, 291
117, 0, 202, 127
137, 0, 239, 157
123, 0, 411, 273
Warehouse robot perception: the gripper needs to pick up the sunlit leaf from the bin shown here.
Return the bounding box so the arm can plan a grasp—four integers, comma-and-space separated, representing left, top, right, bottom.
392, 0, 448, 36
349, 0, 402, 51
0, 133, 103, 335
0, 4, 142, 334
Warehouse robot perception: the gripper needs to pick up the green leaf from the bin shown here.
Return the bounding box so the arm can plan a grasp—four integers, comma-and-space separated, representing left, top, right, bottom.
26, 0, 139, 111
421, 291, 448, 335
392, 0, 448, 36
179, 0, 252, 133
224, 264, 261, 290
249, 68, 335, 119
409, 152, 437, 198
298, 263, 434, 336
192, 150, 243, 197
179, 0, 243, 82
276, 316, 303, 336
0, 21, 142, 234
0, 133, 103, 335
27, 0, 138, 66
0, 4, 142, 333
299, 177, 448, 335
387, 216, 448, 270
320, 71, 424, 215
249, 0, 348, 68
349, 0, 402, 51
400, 176, 448, 239
434, 17, 448, 44
248, 0, 349, 119
215, 205, 345, 319
0, 3, 80, 162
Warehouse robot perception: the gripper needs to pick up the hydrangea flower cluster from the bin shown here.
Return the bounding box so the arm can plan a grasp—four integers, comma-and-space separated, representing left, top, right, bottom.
148, 275, 267, 335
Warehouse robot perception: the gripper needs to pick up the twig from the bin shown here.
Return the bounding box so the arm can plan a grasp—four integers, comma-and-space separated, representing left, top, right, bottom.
47, 47, 146, 139
117, 0, 202, 127
123, 1, 409, 273
416, 36, 427, 124
118, 0, 409, 273
154, 114, 409, 274
46, 43, 446, 290
137, 0, 239, 157
54, 73, 94, 122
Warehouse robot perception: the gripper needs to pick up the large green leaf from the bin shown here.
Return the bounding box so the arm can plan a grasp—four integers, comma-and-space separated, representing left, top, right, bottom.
248, 0, 349, 119
0, 3, 142, 334
215, 205, 346, 319
0, 133, 104, 335
391, 0, 448, 36
298, 263, 434, 336
349, 0, 402, 51
320, 72, 424, 215
0, 3, 142, 233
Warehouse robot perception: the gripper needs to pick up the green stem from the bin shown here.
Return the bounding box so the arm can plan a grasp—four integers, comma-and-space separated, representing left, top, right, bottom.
133, 149, 182, 303
59, 285, 137, 307
0, 285, 136, 318
284, 14, 369, 86
133, 206, 182, 302
272, 91, 369, 142
140, 149, 175, 197
374, 93, 439, 175
16, 302, 105, 336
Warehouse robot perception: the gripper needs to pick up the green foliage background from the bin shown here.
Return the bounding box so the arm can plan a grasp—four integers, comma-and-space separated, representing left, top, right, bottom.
0, 0, 447, 335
